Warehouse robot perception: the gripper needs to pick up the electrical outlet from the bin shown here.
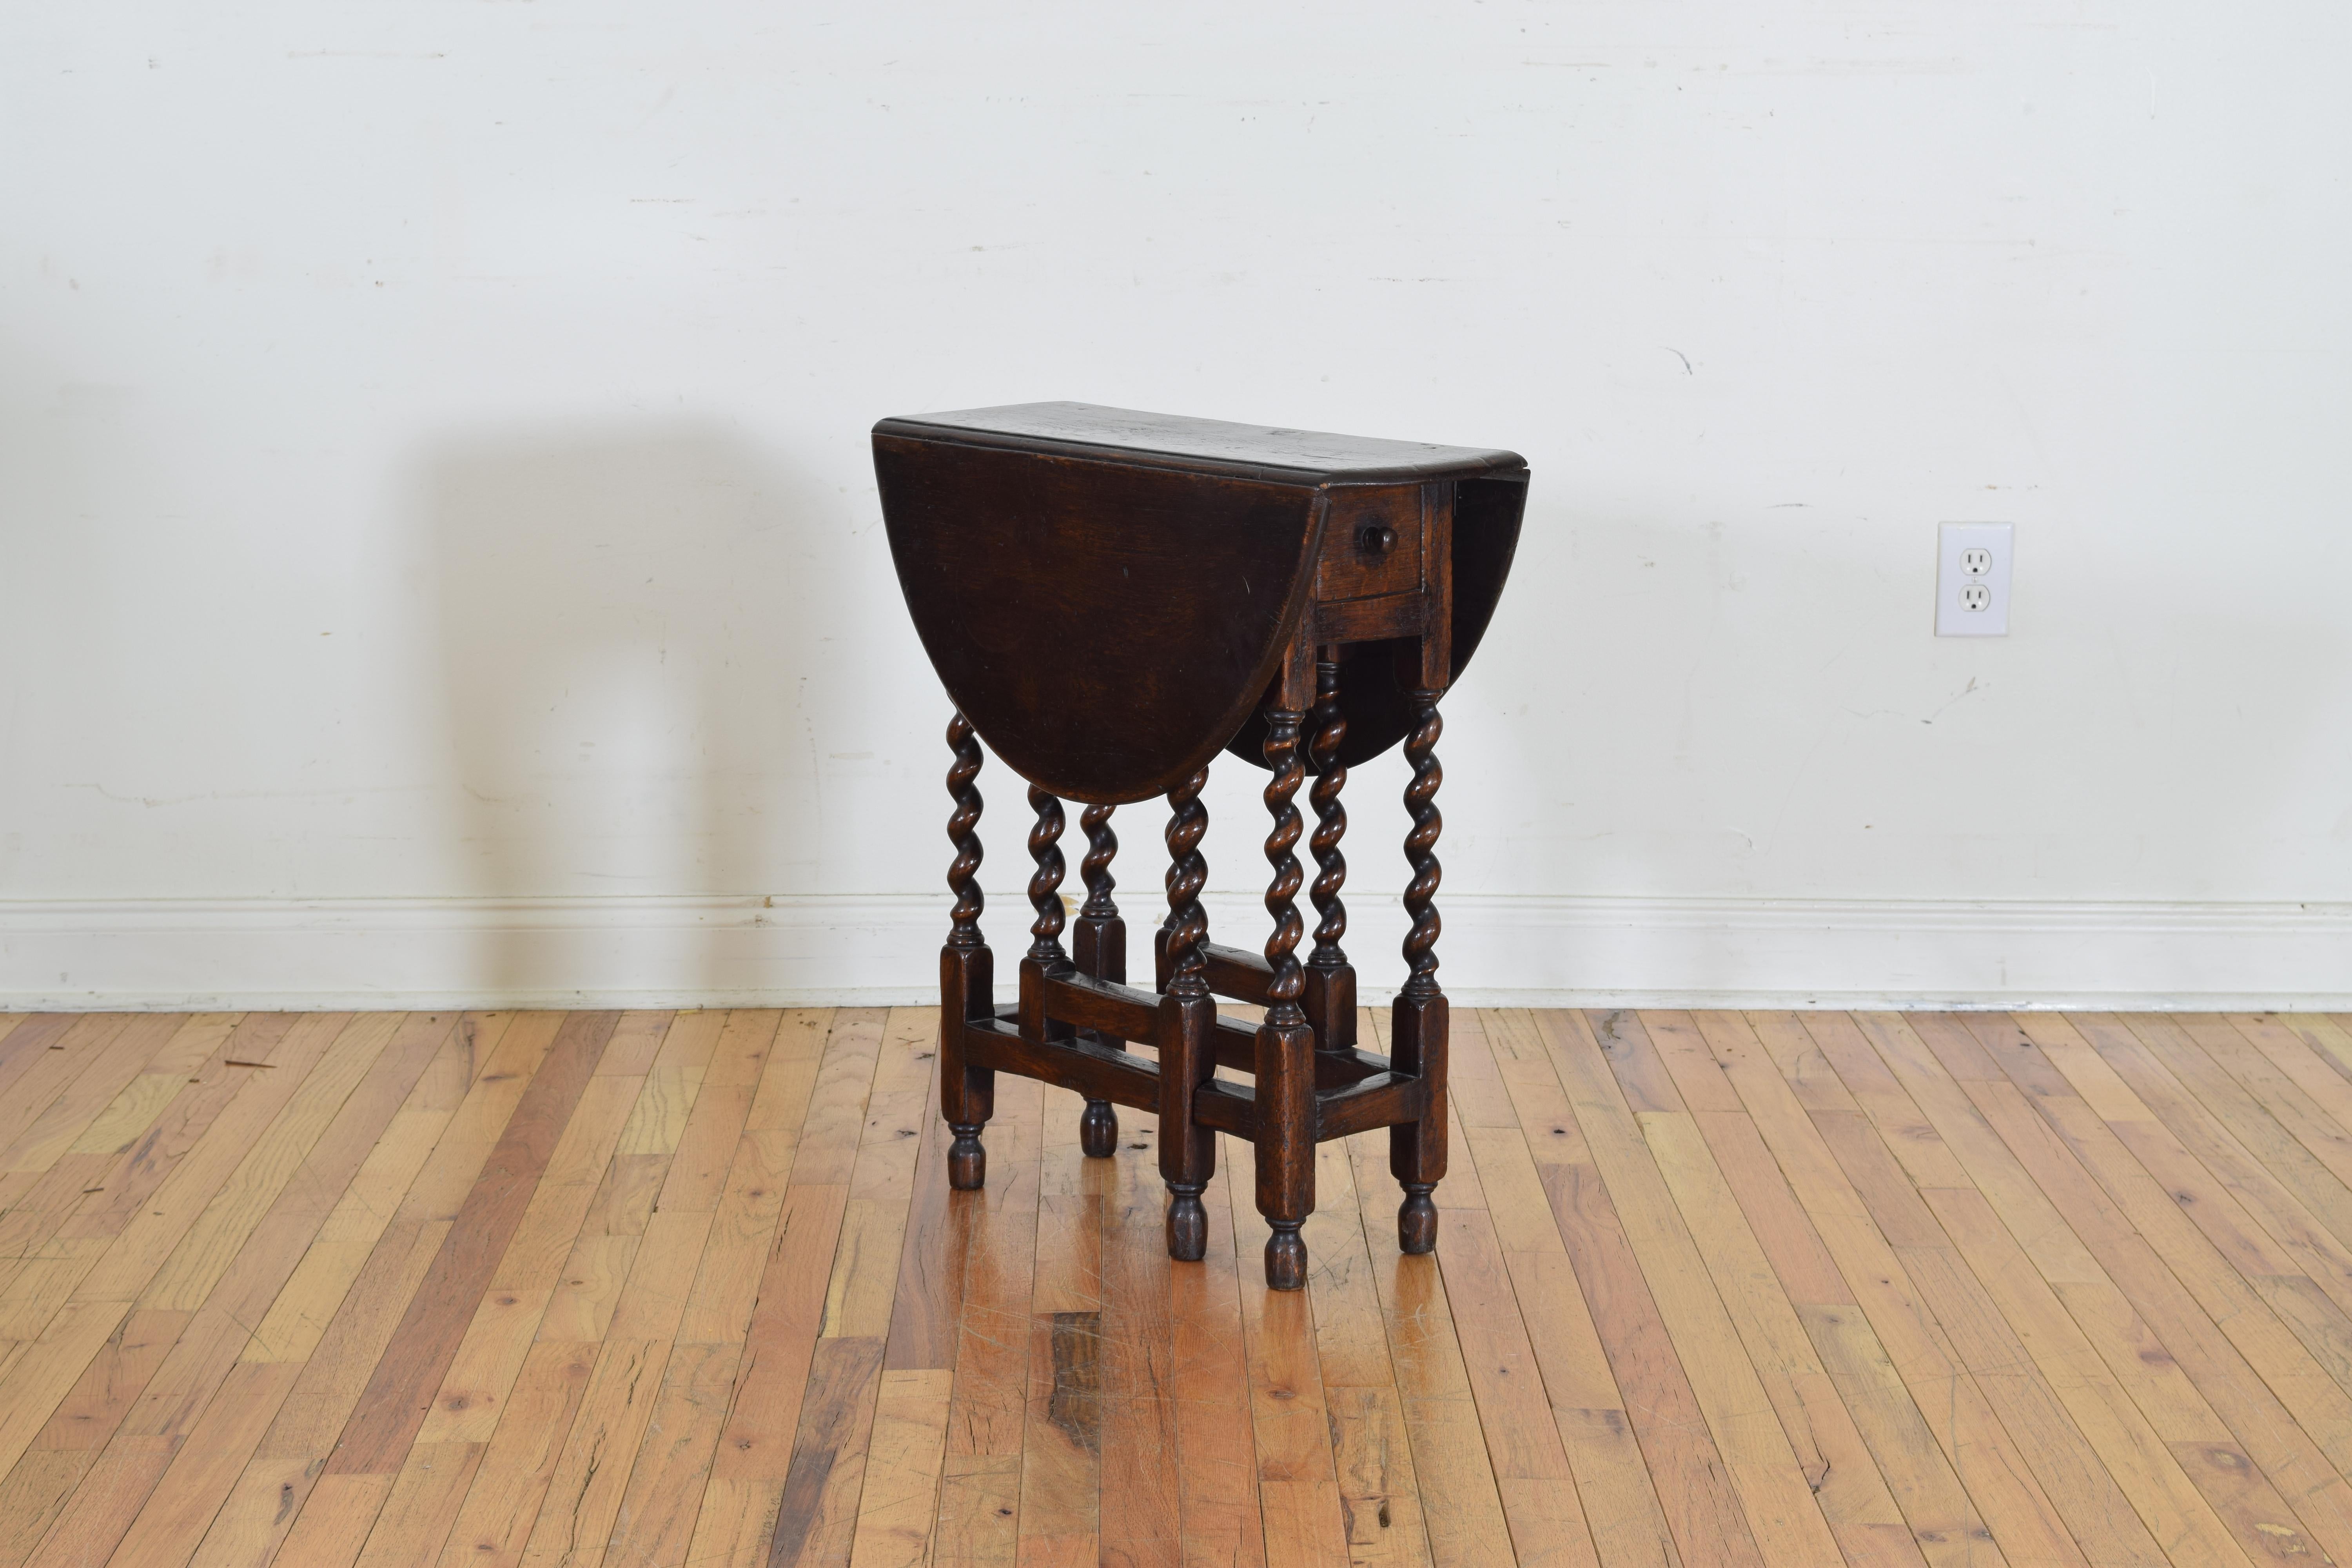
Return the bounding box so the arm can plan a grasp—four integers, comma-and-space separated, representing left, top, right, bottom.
1936, 521, 2012, 636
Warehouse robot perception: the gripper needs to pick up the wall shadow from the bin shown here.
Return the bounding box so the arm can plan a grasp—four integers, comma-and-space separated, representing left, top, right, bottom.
420, 421, 851, 996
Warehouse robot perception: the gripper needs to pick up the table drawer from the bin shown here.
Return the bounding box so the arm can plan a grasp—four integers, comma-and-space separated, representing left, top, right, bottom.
1316, 487, 1425, 603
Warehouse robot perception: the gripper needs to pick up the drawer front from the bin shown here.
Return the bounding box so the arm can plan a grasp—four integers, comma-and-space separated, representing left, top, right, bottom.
1316, 488, 1424, 603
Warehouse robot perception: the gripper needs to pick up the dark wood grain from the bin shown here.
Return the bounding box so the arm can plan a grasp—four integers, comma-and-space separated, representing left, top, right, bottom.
876, 401, 1520, 484
1071, 799, 1124, 1161
1392, 688, 1448, 1253
765, 1335, 886, 1568
1302, 654, 1357, 1054
880, 403, 1519, 1290
940, 711, 994, 1193
1198, 942, 1274, 1007
876, 403, 1524, 801
964, 1024, 1158, 1113
877, 435, 1324, 804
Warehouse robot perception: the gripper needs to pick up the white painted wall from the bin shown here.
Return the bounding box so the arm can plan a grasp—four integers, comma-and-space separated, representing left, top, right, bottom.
5, 2, 2349, 1007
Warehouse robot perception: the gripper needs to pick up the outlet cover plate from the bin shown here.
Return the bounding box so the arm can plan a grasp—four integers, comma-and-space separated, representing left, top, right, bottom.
1936, 521, 2013, 636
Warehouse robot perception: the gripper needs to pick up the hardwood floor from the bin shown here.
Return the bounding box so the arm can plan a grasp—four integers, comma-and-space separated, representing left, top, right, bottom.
3, 1008, 2352, 1564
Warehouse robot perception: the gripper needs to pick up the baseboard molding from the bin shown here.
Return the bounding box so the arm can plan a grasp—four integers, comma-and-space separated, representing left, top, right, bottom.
1, 891, 2347, 1012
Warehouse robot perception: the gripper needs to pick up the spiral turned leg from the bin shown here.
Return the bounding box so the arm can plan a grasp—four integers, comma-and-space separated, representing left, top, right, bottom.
1256, 706, 1315, 1290
1302, 655, 1355, 1051
1392, 690, 1448, 1253
1073, 801, 1123, 1158
1076, 802, 1122, 960
1026, 784, 1067, 965
1158, 766, 1215, 1260
1011, 783, 1109, 1158
940, 713, 995, 1192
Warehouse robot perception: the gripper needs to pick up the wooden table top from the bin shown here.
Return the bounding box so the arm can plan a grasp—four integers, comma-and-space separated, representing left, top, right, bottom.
874, 401, 1524, 487
874, 402, 1527, 802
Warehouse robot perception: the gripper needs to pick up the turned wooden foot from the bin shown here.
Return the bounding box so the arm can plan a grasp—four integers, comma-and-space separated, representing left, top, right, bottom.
1167, 1185, 1207, 1261
1265, 1225, 1307, 1290
948, 1125, 987, 1190
1079, 1098, 1118, 1158
1399, 1184, 1438, 1252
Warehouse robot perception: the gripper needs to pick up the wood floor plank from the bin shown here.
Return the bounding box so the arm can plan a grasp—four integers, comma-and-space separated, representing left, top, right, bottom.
512, 1339, 672, 1568
1561, 1013, 1845, 1566
847, 1365, 953, 1567
0, 1019, 83, 1167
881, 1062, 964, 1382
1446, 1014, 1620, 1566
1637, 1109, 1926, 1568
1989, 1015, 2352, 1554
2126, 1015, 2352, 1256
2061, 1013, 2352, 1383
2217, 1012, 2352, 1151
68, 1013, 238, 1153
707, 1185, 849, 1478
2280, 1014, 2352, 1085
0, 1014, 198, 1176
821, 1008, 934, 1344
597, 1339, 743, 1568
412, 1047, 657, 1454
1340, 1129, 1515, 1568
1100, 1121, 1183, 1568
352, 1441, 483, 1567
1765, 1024, 2171, 1568
681, 1476, 786, 1568
1524, 1013, 1767, 1568
1852, 1011, 2352, 1566
1306, 1133, 1436, 1568
1918, 1183, 2264, 1568
1593, 1014, 1931, 1568
1226, 1134, 1344, 1464
180, 1013, 527, 1568
40, 1017, 284, 1265
270, 1473, 393, 1566
940, 1075, 1041, 1466
430, 1339, 595, 1568
1433, 1203, 1604, 1568
766, 1335, 885, 1568
1174, 1127, 1268, 1568
11, 1020, 388, 1568
1016, 1092, 1104, 1568
753, 1007, 904, 1565
653, 1012, 849, 1568
40, 1013, 457, 1568
1674, 1011, 2093, 1568
1225, 1135, 1349, 1568
2000, 1021, 2352, 1469
581, 1009, 828, 1568
0, 1011, 330, 1502
0, 1015, 136, 1160
709, 1009, 873, 1483
327, 1011, 621, 1477
23, 1006, 2352, 1568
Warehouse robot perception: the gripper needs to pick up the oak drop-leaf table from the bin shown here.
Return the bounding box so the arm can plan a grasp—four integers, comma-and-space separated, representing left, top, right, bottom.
875, 402, 1527, 1289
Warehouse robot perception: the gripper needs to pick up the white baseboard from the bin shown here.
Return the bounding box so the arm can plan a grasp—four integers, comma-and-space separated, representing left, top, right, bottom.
3, 891, 2347, 1013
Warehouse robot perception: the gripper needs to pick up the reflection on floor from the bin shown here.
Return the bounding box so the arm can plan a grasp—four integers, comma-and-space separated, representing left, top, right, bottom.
1, 1005, 2350, 1566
